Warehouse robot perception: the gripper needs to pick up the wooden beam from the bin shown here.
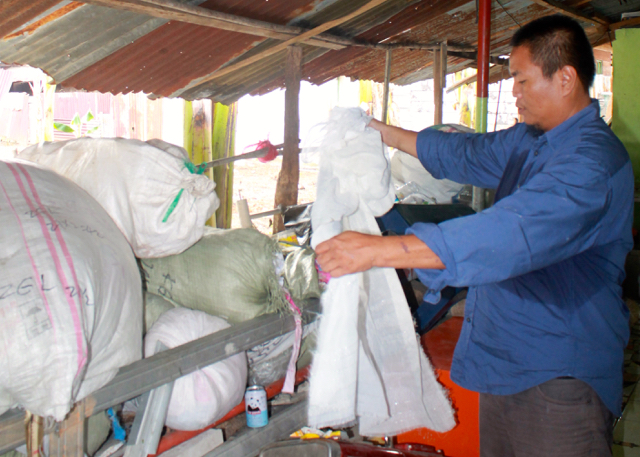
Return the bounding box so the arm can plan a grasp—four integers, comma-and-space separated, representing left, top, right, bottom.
609, 16, 640, 31
526, 0, 609, 26
80, 0, 346, 50
273, 46, 302, 234
446, 65, 511, 93
448, 51, 509, 66
194, 0, 391, 83
381, 49, 392, 123
433, 48, 443, 125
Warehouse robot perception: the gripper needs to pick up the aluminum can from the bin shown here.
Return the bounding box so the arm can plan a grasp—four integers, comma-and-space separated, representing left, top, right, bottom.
245, 385, 268, 428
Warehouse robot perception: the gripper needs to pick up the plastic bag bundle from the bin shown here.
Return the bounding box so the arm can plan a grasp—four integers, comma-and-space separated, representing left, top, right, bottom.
144, 308, 247, 431
0, 160, 142, 420
247, 320, 318, 386
390, 124, 472, 204
141, 228, 288, 324
18, 138, 219, 258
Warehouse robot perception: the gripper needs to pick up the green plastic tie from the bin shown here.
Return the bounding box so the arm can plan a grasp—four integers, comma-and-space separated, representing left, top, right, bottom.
162, 160, 208, 223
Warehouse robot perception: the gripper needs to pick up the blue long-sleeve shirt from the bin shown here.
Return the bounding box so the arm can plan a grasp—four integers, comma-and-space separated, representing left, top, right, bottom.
407, 100, 633, 415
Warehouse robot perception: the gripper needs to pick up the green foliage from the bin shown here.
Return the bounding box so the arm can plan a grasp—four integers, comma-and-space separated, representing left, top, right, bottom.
54, 110, 100, 138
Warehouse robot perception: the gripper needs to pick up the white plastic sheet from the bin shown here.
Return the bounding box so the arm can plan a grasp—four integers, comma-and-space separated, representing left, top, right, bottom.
18, 138, 219, 258
306, 108, 455, 435
0, 160, 142, 420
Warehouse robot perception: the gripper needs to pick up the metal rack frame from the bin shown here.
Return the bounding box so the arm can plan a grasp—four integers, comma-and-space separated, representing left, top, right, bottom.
0, 302, 319, 455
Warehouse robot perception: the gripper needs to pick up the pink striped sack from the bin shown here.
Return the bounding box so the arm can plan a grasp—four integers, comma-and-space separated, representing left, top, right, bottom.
0, 159, 142, 420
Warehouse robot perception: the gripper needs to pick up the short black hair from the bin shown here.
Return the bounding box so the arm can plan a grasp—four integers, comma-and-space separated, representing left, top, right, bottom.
510, 14, 595, 92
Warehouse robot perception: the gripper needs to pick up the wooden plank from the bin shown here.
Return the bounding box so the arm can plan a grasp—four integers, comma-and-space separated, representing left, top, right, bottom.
381, 49, 392, 123
526, 0, 609, 26
80, 0, 346, 50
195, 0, 392, 83
433, 48, 443, 125
609, 16, 640, 31
49, 401, 85, 457
273, 45, 302, 234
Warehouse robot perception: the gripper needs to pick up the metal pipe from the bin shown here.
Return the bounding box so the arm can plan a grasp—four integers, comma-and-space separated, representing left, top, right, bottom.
473, 0, 492, 213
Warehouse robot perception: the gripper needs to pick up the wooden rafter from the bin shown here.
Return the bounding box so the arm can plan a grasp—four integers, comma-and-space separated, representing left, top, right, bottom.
526, 0, 609, 26
80, 0, 347, 50
609, 16, 640, 31
188, 0, 392, 84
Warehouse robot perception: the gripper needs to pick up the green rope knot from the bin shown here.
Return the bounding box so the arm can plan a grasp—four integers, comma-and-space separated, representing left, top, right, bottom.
162, 160, 208, 223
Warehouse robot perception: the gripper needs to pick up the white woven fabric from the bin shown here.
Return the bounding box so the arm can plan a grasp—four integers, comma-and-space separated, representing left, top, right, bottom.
307, 108, 455, 436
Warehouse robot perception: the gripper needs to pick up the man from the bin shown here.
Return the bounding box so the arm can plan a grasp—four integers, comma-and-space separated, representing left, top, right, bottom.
315, 15, 633, 456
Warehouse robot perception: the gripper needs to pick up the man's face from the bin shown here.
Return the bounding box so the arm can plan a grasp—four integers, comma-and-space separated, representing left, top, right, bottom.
509, 46, 564, 132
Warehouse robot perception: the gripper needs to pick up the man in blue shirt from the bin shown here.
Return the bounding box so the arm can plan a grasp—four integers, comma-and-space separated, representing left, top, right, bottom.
315, 15, 633, 456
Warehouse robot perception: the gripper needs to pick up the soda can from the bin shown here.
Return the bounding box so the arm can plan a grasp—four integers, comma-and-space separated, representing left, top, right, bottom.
245, 385, 268, 428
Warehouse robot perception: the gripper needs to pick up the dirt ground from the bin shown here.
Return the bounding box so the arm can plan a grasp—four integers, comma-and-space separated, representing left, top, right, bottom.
231, 156, 318, 234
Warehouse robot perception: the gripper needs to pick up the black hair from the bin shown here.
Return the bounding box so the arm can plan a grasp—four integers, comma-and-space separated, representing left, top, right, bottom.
510, 14, 595, 92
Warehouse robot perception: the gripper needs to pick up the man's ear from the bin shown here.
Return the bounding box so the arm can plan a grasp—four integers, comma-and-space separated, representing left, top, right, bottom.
559, 65, 579, 96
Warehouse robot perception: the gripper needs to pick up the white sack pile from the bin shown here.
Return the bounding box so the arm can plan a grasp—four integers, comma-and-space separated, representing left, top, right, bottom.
0, 160, 142, 420
18, 138, 219, 258
306, 108, 455, 435
144, 308, 247, 431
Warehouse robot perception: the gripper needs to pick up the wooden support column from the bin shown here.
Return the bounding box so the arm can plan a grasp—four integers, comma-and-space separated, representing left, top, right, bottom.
382, 49, 392, 123
433, 42, 447, 125
49, 401, 85, 457
211, 101, 238, 229
273, 45, 302, 234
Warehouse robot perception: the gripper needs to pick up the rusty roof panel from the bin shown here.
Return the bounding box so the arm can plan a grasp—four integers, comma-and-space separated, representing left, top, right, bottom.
0, 3, 175, 81
60, 0, 331, 98
0, 0, 65, 39
170, 0, 426, 100
0, 0, 632, 103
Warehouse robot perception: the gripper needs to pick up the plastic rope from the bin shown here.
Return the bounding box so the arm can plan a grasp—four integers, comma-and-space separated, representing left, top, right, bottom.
243, 140, 278, 163
162, 161, 207, 223
282, 292, 303, 394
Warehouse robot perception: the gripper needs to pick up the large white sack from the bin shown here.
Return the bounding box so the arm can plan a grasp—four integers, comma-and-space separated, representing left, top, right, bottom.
306, 108, 455, 435
18, 138, 219, 258
0, 160, 142, 420
144, 308, 247, 431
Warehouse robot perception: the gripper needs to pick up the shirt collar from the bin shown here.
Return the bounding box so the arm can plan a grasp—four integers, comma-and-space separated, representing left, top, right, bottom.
541, 99, 601, 147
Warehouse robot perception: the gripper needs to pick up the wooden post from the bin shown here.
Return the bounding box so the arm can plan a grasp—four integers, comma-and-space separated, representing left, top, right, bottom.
211, 101, 238, 229
25, 412, 44, 457
273, 45, 302, 234
382, 49, 392, 123
433, 47, 444, 125
49, 401, 85, 457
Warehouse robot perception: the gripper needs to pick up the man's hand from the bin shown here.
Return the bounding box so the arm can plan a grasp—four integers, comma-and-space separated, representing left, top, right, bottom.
315, 232, 446, 278
315, 232, 381, 278
367, 119, 419, 158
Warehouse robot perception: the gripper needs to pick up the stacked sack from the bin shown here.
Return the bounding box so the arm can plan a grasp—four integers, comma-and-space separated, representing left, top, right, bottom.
18, 138, 219, 258
0, 160, 142, 420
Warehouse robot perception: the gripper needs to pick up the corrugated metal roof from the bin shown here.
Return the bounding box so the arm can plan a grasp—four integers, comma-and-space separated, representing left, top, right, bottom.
0, 0, 631, 103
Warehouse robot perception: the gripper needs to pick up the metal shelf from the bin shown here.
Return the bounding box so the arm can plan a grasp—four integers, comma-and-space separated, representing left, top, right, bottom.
0, 301, 319, 454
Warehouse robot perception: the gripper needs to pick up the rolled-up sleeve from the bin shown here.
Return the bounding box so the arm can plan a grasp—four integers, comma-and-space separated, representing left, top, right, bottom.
416, 124, 528, 188
408, 151, 611, 303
